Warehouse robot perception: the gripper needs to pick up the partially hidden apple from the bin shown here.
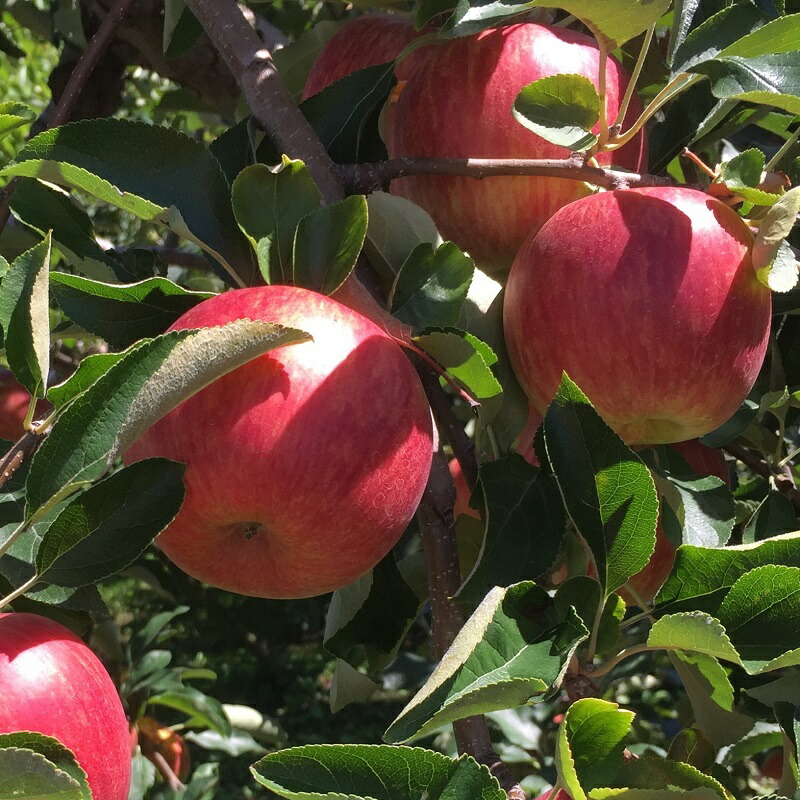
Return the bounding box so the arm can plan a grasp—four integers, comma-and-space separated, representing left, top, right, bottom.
137, 716, 191, 782
0, 368, 49, 442
303, 14, 418, 99
124, 285, 433, 599
449, 457, 477, 520
0, 612, 131, 800
385, 22, 647, 272
504, 187, 772, 446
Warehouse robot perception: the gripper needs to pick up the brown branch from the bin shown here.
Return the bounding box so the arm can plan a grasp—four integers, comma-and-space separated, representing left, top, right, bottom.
0, 0, 137, 234
337, 155, 678, 195
417, 450, 525, 800
0, 431, 42, 491
148, 750, 185, 792
182, 0, 343, 205
724, 443, 800, 511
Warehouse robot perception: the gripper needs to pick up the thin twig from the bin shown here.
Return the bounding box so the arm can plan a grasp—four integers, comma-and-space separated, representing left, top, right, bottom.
0, 431, 40, 491
337, 155, 677, 195
724, 443, 800, 511
0, 0, 138, 234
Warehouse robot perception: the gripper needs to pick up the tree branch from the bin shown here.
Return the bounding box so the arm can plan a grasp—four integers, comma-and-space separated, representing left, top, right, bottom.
337, 155, 678, 195
0, 431, 42, 491
182, 0, 343, 205
724, 443, 800, 511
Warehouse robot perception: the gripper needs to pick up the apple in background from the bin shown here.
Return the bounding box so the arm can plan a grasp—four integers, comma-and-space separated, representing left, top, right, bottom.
504, 187, 771, 446
385, 22, 648, 273
125, 285, 433, 599
0, 368, 49, 442
449, 457, 478, 519
537, 790, 572, 800
137, 716, 191, 782
760, 749, 783, 781
303, 14, 418, 99
0, 612, 131, 800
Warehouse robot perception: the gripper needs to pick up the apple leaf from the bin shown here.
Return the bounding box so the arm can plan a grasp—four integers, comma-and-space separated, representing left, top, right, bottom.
300, 62, 395, 163
0, 747, 85, 800
272, 21, 342, 101
293, 195, 368, 295
0, 732, 90, 800
390, 241, 474, 332
10, 179, 121, 281
231, 160, 322, 285
1, 119, 254, 286
590, 790, 727, 800
716, 148, 784, 207
655, 533, 800, 615
329, 659, 381, 713
24, 320, 310, 519
50, 272, 213, 349
513, 74, 600, 151
0, 101, 36, 141
414, 329, 502, 423
721, 722, 784, 767
324, 553, 421, 674
163, 0, 203, 58
149, 685, 231, 737
759, 240, 800, 293
669, 651, 755, 748
457, 454, 566, 606
554, 698, 633, 800
0, 234, 51, 399
384, 582, 587, 743
716, 565, 800, 673
542, 374, 659, 596
252, 745, 506, 800
32, 458, 185, 587
555, 578, 624, 657
743, 491, 798, 543
610, 756, 730, 799
647, 612, 742, 664
47, 353, 127, 409
753, 187, 800, 271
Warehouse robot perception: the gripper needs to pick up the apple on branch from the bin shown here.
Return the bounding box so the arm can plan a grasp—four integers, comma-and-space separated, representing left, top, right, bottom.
125, 285, 433, 599
0, 612, 131, 800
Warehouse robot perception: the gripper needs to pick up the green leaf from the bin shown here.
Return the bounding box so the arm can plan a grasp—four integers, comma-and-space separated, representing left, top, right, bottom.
590, 790, 725, 800
443, 0, 670, 46
718, 14, 800, 59
743, 491, 798, 543
0, 732, 90, 800
513, 74, 600, 151
34, 459, 185, 587
759, 240, 800, 293
2, 119, 254, 286
0, 234, 51, 398
655, 533, 800, 615
718, 147, 766, 189
555, 698, 633, 800
300, 63, 395, 163
0, 101, 36, 141
543, 374, 659, 595
149, 685, 231, 737
47, 353, 127, 409
329, 660, 381, 713
293, 195, 368, 295
10, 179, 120, 281
324, 554, 421, 673
272, 21, 343, 101
0, 748, 84, 800
716, 564, 800, 673
25, 320, 310, 518
457, 454, 567, 606
647, 612, 742, 664
384, 582, 587, 743
390, 242, 474, 332
231, 160, 322, 285
163, 0, 203, 57
50, 272, 213, 349
612, 755, 729, 799
414, 329, 502, 423
555, 578, 624, 657
252, 745, 506, 800
721, 723, 784, 767
753, 187, 800, 271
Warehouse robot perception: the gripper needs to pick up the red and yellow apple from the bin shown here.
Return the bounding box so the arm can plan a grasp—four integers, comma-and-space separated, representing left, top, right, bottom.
303, 14, 418, 99
504, 187, 771, 445
137, 716, 191, 782
0, 612, 131, 800
0, 369, 49, 442
125, 285, 433, 599
385, 22, 648, 272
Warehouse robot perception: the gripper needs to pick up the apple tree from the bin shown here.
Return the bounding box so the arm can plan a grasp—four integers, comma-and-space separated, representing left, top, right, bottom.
0, 0, 799, 798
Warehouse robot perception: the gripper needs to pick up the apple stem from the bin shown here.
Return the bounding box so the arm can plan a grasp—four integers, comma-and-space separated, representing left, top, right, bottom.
612, 24, 655, 132
765, 124, 800, 172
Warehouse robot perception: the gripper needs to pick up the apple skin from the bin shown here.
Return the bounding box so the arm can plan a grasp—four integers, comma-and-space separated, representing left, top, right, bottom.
303, 14, 418, 99
137, 716, 191, 782
760, 749, 783, 781
0, 612, 131, 800
385, 22, 647, 272
504, 187, 772, 445
622, 439, 730, 606
449, 457, 478, 519
0, 369, 49, 442
124, 285, 433, 599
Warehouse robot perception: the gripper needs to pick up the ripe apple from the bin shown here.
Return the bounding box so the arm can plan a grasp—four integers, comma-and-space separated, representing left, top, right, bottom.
385, 22, 648, 272
0, 612, 130, 800
760, 748, 783, 781
504, 187, 772, 446
303, 14, 418, 99
137, 716, 191, 782
124, 285, 433, 599
0, 368, 49, 442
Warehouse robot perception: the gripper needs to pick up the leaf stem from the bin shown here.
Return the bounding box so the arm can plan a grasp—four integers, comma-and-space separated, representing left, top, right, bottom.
0, 520, 27, 562
613, 25, 655, 132
594, 31, 610, 151
22, 393, 38, 431
765, 123, 800, 173
0, 572, 40, 611
585, 643, 657, 677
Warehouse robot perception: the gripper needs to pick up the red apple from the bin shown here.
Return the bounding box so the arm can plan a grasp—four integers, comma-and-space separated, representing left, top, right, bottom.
504, 187, 771, 445
622, 439, 730, 606
536, 790, 572, 800
303, 14, 418, 99
385, 22, 647, 272
449, 457, 478, 519
760, 749, 783, 781
0, 368, 49, 442
0, 612, 130, 800
137, 716, 191, 782
124, 285, 433, 599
